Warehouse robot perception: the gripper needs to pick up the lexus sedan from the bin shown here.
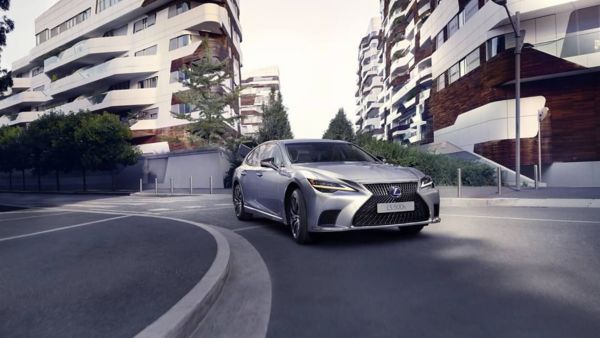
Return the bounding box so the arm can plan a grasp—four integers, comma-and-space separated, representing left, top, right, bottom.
232, 139, 441, 243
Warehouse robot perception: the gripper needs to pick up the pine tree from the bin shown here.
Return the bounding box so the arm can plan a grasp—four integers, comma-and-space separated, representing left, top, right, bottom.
323, 108, 355, 142
175, 39, 241, 145
257, 88, 293, 143
0, 0, 15, 95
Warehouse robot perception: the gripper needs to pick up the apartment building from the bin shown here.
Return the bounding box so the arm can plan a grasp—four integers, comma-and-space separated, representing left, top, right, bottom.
355, 18, 385, 139
356, 0, 434, 145
239, 66, 280, 138
0, 0, 242, 153
358, 0, 600, 186
424, 0, 600, 186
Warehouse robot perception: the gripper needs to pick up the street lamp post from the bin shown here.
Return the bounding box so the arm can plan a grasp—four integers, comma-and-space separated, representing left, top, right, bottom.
492, 0, 525, 190
538, 107, 549, 182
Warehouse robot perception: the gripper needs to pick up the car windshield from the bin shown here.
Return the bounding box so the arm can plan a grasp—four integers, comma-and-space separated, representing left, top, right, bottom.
285, 142, 377, 164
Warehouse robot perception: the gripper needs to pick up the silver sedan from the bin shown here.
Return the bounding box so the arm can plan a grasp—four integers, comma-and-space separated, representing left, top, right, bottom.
232, 139, 441, 243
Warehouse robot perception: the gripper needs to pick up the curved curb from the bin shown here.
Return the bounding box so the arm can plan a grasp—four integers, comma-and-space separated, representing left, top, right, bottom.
134, 216, 231, 338
442, 197, 600, 209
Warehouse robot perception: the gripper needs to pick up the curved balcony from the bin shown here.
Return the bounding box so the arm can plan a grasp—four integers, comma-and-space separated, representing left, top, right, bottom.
48, 56, 160, 98
363, 116, 381, 130
11, 77, 32, 93
5, 111, 47, 126
0, 91, 49, 114
390, 124, 411, 138
51, 88, 157, 114
183, 3, 241, 55
391, 52, 414, 75
44, 36, 130, 75
391, 40, 410, 59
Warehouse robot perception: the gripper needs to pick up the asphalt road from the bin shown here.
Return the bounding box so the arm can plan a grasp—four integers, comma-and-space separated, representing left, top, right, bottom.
1, 193, 600, 337
0, 207, 216, 338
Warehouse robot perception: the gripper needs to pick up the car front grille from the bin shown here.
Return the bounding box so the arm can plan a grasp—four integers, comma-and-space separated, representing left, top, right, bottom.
352, 182, 430, 227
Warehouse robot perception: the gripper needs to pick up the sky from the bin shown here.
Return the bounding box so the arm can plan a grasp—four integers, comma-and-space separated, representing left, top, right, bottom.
1, 0, 381, 139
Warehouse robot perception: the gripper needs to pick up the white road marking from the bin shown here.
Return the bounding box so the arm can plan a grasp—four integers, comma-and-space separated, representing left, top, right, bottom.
0, 212, 72, 223
183, 206, 204, 209
0, 215, 130, 242
148, 208, 172, 212
215, 203, 232, 206
66, 204, 114, 208
443, 213, 600, 224
233, 225, 263, 232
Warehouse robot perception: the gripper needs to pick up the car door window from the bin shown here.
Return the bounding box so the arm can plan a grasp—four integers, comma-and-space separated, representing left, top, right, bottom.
245, 146, 262, 167
259, 143, 284, 167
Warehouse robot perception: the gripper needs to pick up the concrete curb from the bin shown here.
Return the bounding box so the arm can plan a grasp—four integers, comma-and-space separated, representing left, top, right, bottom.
0, 190, 132, 196
135, 216, 231, 338
442, 197, 600, 209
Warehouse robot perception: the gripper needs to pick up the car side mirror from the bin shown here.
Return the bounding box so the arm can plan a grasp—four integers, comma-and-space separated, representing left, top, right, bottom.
260, 158, 278, 170
376, 156, 387, 163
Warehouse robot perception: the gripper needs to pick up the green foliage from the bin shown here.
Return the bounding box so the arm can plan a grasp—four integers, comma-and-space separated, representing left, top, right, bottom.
323, 108, 355, 142
175, 39, 241, 145
257, 88, 293, 143
0, 0, 14, 94
355, 134, 495, 186
0, 111, 140, 190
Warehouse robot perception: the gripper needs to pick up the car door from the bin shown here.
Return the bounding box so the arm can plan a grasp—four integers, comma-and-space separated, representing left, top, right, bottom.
256, 143, 289, 218
239, 145, 263, 210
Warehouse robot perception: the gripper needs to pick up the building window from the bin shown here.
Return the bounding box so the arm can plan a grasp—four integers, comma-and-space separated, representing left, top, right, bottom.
96, 0, 123, 13
168, 1, 191, 18
436, 75, 446, 92
462, 0, 479, 24
435, 30, 445, 50
486, 35, 507, 60
109, 81, 130, 91
170, 70, 189, 83
36, 29, 49, 45
447, 63, 460, 84
31, 66, 44, 77
133, 14, 156, 33
169, 35, 191, 51
447, 15, 459, 39
134, 45, 158, 56
50, 8, 91, 38
103, 24, 128, 37
171, 103, 192, 115
139, 107, 158, 119
462, 48, 480, 75
138, 77, 158, 89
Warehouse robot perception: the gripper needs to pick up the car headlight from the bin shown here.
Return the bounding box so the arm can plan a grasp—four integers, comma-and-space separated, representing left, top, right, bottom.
420, 176, 434, 189
307, 178, 357, 193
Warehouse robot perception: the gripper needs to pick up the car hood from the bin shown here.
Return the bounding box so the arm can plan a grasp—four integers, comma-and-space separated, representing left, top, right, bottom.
292, 162, 421, 183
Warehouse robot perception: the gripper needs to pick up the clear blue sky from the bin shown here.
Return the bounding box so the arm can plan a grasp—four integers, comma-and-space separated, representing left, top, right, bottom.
2, 0, 380, 138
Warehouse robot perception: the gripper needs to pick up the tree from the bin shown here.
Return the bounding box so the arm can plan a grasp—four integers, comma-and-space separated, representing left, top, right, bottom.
175, 39, 241, 145
257, 88, 293, 143
22, 113, 64, 191
0, 0, 14, 94
323, 108, 355, 142
0, 125, 23, 190
73, 112, 140, 191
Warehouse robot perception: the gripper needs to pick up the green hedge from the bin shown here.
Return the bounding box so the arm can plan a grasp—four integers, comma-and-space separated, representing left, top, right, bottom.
356, 134, 495, 186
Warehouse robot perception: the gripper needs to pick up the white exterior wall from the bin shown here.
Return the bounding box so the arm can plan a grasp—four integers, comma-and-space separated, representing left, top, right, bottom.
240, 66, 281, 137
1, 0, 242, 142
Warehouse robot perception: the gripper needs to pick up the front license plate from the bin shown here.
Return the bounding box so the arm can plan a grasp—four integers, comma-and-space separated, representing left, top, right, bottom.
377, 202, 415, 214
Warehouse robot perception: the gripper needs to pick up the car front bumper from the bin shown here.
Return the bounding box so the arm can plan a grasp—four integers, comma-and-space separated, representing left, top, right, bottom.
303, 183, 441, 232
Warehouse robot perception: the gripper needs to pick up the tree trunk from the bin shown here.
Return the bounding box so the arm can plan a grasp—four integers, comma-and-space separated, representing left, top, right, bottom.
111, 171, 116, 192
8, 171, 12, 191
21, 169, 25, 190
82, 168, 87, 192
56, 170, 60, 192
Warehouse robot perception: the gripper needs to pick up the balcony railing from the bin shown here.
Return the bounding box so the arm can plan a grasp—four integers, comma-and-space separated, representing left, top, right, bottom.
44, 36, 130, 73
0, 91, 49, 113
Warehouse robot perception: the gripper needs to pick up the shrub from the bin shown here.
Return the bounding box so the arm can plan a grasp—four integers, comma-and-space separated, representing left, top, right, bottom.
355, 134, 495, 186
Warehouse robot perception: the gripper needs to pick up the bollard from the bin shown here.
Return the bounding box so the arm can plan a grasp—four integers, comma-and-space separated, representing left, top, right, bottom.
534, 165, 539, 190
190, 176, 193, 195
155, 177, 158, 195
170, 177, 174, 194
209, 176, 213, 195
497, 168, 502, 196
457, 168, 462, 198
139, 178, 143, 193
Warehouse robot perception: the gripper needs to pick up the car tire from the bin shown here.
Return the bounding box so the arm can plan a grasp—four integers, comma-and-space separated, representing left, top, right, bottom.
398, 225, 424, 235
233, 184, 252, 221
288, 188, 313, 244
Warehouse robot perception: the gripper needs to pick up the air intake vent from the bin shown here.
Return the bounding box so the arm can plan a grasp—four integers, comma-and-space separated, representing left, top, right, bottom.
318, 210, 341, 226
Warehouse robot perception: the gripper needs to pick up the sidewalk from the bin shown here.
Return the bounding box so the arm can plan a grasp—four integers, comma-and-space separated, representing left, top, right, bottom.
134, 188, 232, 197
439, 186, 600, 209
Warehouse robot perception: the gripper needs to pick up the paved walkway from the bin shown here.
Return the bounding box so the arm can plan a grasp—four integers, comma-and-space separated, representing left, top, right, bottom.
438, 186, 600, 199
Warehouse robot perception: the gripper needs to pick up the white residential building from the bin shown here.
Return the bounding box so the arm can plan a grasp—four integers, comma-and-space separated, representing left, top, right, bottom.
355, 17, 385, 139
0, 0, 242, 152
239, 66, 280, 138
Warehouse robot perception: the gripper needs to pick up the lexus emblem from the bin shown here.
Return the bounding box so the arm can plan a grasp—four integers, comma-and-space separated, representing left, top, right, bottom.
389, 186, 402, 198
